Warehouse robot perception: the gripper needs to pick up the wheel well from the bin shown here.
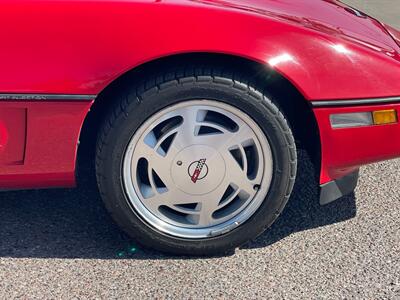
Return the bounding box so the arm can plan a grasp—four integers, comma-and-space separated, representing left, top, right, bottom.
78, 53, 320, 179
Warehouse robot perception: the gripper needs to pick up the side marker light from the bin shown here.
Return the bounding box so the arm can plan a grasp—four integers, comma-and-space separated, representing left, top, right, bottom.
372, 110, 397, 125
330, 110, 398, 129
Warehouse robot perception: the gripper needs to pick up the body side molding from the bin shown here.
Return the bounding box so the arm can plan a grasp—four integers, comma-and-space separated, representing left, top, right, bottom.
312, 97, 400, 108
0, 94, 96, 101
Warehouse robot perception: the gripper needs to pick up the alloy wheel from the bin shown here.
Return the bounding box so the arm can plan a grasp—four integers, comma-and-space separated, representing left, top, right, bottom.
122, 100, 273, 239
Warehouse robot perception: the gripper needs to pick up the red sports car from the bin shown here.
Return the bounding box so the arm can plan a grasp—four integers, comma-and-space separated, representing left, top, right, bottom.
1, 0, 399, 255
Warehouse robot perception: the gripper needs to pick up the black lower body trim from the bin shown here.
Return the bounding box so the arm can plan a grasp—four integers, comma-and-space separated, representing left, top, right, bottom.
319, 170, 359, 205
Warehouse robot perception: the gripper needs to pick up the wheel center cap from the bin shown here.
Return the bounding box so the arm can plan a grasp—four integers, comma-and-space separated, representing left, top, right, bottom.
188, 158, 208, 183
171, 145, 226, 195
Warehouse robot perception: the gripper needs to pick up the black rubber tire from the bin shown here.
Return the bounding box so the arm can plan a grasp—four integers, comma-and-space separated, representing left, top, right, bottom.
95, 64, 297, 256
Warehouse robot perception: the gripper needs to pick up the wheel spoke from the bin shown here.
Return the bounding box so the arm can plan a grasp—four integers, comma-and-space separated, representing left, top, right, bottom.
199, 124, 256, 153
223, 125, 254, 150
171, 107, 199, 148
144, 187, 192, 210
223, 150, 258, 195
132, 142, 173, 187
217, 188, 240, 211
194, 183, 229, 227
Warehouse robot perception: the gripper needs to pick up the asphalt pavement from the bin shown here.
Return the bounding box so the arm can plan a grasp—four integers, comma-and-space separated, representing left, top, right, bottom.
0, 1, 399, 299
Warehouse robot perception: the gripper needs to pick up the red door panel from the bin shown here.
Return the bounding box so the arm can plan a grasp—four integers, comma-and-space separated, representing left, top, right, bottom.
0, 108, 27, 165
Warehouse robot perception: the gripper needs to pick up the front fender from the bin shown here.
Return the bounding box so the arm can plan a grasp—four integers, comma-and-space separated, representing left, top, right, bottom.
0, 0, 399, 101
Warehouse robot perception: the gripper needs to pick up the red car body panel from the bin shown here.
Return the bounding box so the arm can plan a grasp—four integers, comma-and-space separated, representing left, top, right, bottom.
0, 101, 92, 189
314, 103, 400, 183
0, 0, 399, 189
0, 0, 399, 99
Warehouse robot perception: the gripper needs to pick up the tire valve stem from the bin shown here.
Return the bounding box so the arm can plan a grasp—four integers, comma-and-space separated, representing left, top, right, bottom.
253, 184, 260, 191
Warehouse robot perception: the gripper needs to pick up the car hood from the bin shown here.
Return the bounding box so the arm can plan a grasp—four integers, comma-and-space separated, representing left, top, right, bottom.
189, 0, 400, 52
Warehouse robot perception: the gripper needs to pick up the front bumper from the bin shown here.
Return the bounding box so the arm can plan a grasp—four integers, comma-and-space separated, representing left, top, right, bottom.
313, 98, 400, 203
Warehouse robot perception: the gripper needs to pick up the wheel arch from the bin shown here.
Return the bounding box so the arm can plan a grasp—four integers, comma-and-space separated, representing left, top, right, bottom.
77, 52, 321, 183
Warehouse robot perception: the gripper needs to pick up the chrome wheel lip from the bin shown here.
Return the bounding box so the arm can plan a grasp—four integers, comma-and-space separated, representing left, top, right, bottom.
122, 100, 273, 239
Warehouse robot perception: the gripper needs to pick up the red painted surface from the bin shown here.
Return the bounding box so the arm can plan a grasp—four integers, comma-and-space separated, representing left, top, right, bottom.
0, 121, 9, 156
0, 0, 399, 100
314, 103, 400, 184
0, 108, 26, 166
0, 101, 92, 189
0, 0, 399, 189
